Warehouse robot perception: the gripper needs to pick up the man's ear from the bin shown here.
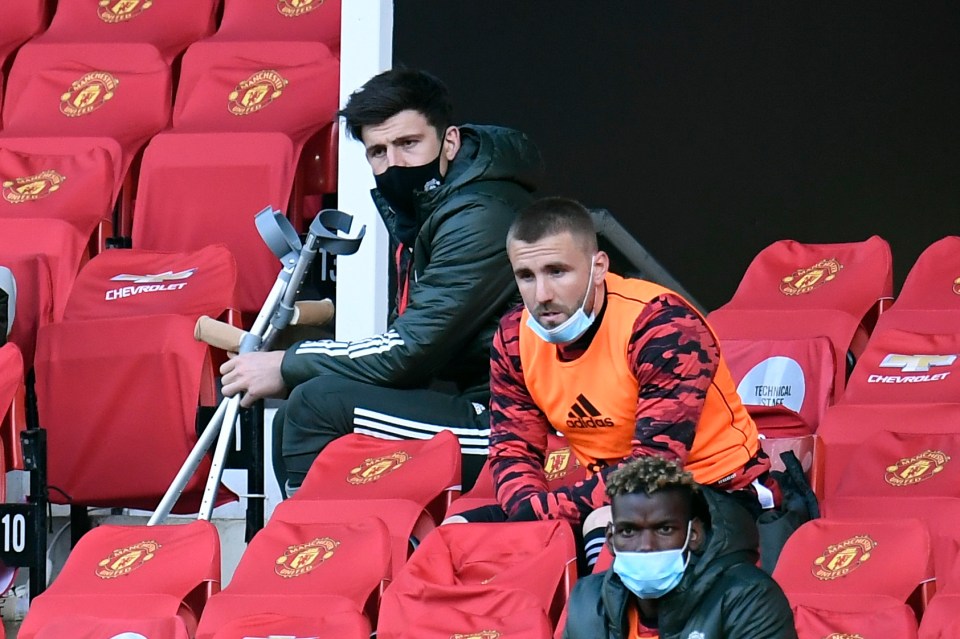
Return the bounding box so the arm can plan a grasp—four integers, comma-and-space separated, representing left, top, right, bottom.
594, 250, 610, 285
689, 518, 705, 552
443, 126, 461, 162
604, 523, 616, 555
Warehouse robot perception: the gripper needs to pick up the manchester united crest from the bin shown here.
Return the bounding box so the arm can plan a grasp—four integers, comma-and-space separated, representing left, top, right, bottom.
275, 537, 339, 578
953, 277, 960, 296
885, 450, 950, 487
779, 258, 843, 296
97, 0, 153, 23
450, 632, 501, 639
228, 70, 288, 116
277, 0, 323, 18
2, 170, 66, 204
60, 72, 119, 117
96, 540, 160, 579
347, 451, 412, 485
544, 447, 578, 481
825, 635, 865, 639
812, 535, 876, 580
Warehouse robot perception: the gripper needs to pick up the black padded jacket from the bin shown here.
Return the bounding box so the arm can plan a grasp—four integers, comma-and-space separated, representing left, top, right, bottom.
563, 490, 798, 639
281, 124, 542, 403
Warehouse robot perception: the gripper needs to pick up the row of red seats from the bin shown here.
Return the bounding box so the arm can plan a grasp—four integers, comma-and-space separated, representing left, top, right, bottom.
17, 430, 579, 638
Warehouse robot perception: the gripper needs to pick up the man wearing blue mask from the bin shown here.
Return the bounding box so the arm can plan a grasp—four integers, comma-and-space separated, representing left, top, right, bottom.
563, 456, 796, 639
449, 198, 773, 541
220, 69, 542, 495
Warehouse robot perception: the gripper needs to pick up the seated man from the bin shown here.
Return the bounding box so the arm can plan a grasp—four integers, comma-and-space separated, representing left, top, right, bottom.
563, 456, 796, 639
452, 197, 773, 542
220, 69, 542, 494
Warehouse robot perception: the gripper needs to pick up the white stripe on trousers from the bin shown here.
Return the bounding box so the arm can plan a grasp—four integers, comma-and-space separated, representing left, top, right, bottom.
352, 407, 489, 455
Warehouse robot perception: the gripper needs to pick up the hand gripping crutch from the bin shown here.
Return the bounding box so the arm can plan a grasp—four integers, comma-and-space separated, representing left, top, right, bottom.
148, 207, 365, 525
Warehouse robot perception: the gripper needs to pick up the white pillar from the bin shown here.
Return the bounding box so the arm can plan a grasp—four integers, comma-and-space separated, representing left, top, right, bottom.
335, 0, 393, 340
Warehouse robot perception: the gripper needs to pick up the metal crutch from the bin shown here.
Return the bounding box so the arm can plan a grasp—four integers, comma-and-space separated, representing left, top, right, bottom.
148, 207, 364, 525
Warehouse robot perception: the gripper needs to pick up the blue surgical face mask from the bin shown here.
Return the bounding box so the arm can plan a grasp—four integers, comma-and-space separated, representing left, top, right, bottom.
612, 521, 692, 599
526, 257, 598, 344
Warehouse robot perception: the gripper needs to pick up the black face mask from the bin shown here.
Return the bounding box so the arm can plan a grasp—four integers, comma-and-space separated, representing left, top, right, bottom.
374, 148, 445, 244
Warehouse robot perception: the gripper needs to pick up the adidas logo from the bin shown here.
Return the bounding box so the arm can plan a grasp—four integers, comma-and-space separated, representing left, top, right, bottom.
566, 394, 614, 429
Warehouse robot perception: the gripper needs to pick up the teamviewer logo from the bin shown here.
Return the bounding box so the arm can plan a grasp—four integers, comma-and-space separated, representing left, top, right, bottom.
566, 394, 614, 428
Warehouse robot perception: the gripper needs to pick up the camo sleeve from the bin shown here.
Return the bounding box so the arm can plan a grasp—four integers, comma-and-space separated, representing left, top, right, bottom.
490, 295, 721, 524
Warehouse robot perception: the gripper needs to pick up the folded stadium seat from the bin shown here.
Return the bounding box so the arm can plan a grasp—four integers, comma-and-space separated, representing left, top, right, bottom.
0, 217, 92, 367
211, 0, 341, 54
377, 521, 576, 638
17, 520, 220, 639
708, 236, 893, 431
130, 132, 298, 314
293, 430, 462, 522
35, 0, 218, 64
195, 516, 390, 638
919, 593, 960, 639
446, 432, 586, 517
206, 609, 371, 639
839, 328, 960, 406
793, 599, 920, 639
771, 516, 932, 613
33, 244, 239, 510
1, 42, 172, 192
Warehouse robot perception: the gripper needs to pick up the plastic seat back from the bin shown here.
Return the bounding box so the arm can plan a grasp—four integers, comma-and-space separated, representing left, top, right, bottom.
919, 593, 960, 639
19, 521, 220, 639
39, 0, 218, 63
378, 520, 577, 638
772, 517, 931, 612
2, 42, 171, 177
205, 608, 371, 639
195, 516, 389, 636
793, 599, 918, 639
174, 40, 339, 145
214, 0, 341, 53
34, 245, 238, 509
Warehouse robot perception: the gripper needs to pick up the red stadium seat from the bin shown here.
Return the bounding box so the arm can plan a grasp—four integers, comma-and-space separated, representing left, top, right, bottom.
840, 328, 960, 406
293, 430, 462, 522
817, 404, 960, 504
18, 520, 221, 639
793, 600, 919, 639
130, 132, 296, 314
195, 516, 390, 638
0, 217, 90, 366
273, 497, 429, 580
377, 520, 577, 639
709, 236, 893, 430
2, 42, 171, 182
37, 0, 218, 64
206, 608, 371, 639
772, 516, 931, 612
919, 593, 960, 639
33, 616, 190, 639
389, 607, 553, 639
0, 0, 48, 64
213, 0, 341, 54
33, 245, 238, 510
0, 342, 23, 491
174, 40, 339, 145
887, 236, 960, 319
446, 433, 586, 517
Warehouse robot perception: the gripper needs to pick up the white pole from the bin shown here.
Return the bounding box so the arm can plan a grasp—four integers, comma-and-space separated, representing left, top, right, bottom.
335, 0, 393, 339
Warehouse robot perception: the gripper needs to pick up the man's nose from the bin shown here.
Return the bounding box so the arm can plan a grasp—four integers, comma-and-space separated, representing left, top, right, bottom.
535, 278, 553, 304
385, 146, 405, 168
637, 531, 657, 552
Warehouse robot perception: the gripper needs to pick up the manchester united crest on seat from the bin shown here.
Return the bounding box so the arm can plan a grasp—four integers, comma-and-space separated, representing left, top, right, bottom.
274, 537, 339, 578
59, 72, 119, 117
95, 540, 161, 579
779, 258, 843, 296
812, 535, 876, 580
228, 70, 288, 116
347, 451, 412, 485
2, 170, 66, 204
97, 0, 153, 23
885, 450, 950, 487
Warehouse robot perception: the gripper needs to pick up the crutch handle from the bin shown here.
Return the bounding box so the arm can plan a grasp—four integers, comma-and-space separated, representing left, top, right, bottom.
194, 315, 248, 352
291, 299, 335, 326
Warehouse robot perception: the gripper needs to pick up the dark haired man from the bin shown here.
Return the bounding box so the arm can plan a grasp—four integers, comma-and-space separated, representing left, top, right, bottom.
453, 197, 774, 553
563, 457, 796, 638
220, 69, 542, 494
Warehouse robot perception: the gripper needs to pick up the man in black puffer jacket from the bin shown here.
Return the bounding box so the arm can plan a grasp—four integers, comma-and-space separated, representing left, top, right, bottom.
220, 69, 542, 495
563, 456, 796, 639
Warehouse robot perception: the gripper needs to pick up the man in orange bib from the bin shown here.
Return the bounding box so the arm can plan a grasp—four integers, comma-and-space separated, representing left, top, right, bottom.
458, 197, 774, 553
